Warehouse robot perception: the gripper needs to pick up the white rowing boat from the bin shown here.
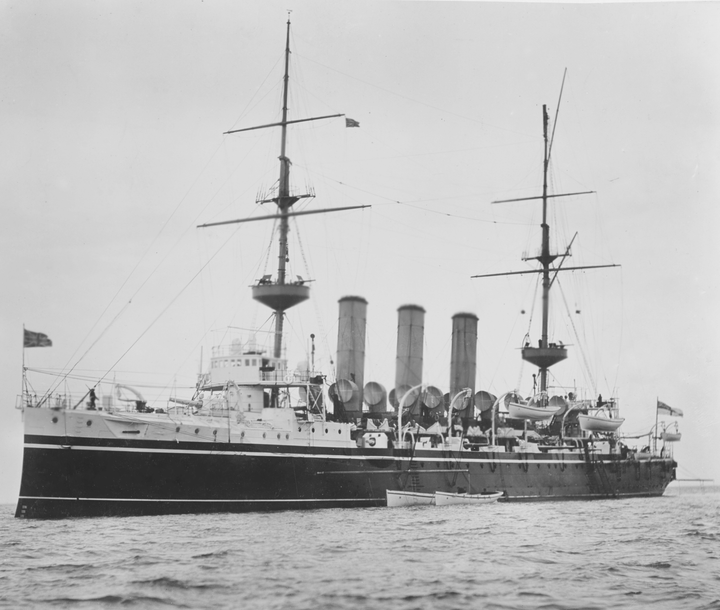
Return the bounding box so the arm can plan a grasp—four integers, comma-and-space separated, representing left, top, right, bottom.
578, 414, 624, 432
435, 491, 504, 506
386, 490, 436, 507
508, 402, 561, 421
661, 431, 682, 442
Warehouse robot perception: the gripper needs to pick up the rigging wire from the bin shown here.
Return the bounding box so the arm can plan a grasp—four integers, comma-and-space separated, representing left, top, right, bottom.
39, 96, 283, 405
43, 49, 289, 401
292, 214, 312, 280
290, 214, 333, 369
611, 269, 625, 398
236, 216, 278, 341
547, 68, 568, 162
285, 42, 543, 226
26, 368, 195, 389
90, 224, 246, 389
556, 277, 596, 397
38, 138, 233, 406
243, 312, 278, 357
296, 163, 535, 226
295, 52, 536, 140
224, 54, 284, 132
515, 273, 541, 393
41, 120, 281, 406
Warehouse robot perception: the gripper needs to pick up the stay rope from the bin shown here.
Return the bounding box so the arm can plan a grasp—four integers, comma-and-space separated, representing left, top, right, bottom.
516, 274, 540, 392
91, 225, 245, 390
557, 278, 596, 396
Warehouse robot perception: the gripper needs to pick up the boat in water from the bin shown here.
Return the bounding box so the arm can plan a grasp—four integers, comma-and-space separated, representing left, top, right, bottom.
386, 490, 436, 508
435, 491, 504, 506
386, 489, 502, 507
15, 20, 679, 520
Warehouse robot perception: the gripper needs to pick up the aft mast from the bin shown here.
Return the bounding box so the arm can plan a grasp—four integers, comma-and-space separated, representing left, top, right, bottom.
473, 96, 618, 395
521, 104, 568, 393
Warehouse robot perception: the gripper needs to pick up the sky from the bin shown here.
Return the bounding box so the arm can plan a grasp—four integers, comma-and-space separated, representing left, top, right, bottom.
1, 0, 718, 504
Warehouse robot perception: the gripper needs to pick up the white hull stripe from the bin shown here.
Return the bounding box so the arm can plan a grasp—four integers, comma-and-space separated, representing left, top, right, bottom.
18, 496, 380, 504
508, 490, 662, 499
23, 442, 589, 465
18, 490, 661, 503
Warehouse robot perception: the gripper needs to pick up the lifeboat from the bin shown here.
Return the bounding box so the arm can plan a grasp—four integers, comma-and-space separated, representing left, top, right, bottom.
508, 402, 562, 421
578, 414, 624, 432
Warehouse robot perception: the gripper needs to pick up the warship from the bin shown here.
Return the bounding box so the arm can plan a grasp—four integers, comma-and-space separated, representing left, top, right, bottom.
15, 20, 679, 519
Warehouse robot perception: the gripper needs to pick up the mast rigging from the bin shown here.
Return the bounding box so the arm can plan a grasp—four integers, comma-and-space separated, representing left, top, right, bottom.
199, 16, 368, 360
473, 102, 619, 394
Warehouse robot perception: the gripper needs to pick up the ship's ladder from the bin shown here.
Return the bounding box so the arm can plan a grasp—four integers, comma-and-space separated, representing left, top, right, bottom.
399, 431, 422, 491
441, 442, 465, 490
595, 457, 617, 498
408, 462, 422, 492
584, 443, 617, 498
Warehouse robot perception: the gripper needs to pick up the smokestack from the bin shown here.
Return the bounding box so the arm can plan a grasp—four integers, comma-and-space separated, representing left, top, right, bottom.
395, 305, 425, 413
336, 296, 367, 418
450, 312, 478, 414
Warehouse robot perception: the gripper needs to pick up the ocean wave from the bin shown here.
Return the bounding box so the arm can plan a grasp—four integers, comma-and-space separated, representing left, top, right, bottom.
644, 561, 673, 569
191, 548, 231, 557
2, 494, 720, 610
36, 594, 186, 607
132, 576, 230, 591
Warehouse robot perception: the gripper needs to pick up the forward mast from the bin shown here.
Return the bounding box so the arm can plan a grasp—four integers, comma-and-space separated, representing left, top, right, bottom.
198, 16, 366, 360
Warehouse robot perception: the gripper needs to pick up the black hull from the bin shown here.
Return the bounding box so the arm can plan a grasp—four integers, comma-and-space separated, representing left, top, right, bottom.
16, 434, 676, 519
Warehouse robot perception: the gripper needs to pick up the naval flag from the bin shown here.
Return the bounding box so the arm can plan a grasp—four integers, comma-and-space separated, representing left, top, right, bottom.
657, 400, 683, 418
345, 117, 360, 128
24, 329, 52, 348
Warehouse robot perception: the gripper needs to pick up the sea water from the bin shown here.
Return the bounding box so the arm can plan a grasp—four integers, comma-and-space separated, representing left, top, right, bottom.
0, 488, 718, 610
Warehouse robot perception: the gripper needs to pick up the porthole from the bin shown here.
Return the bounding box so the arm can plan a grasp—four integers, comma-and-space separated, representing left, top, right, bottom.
175, 426, 180, 433
240, 431, 245, 439
298, 427, 302, 432
51, 417, 58, 424
263, 432, 266, 439
311, 428, 315, 433
325, 429, 328, 434
338, 430, 341, 435
86, 420, 92, 427
194, 428, 199, 434
286, 434, 290, 440
277, 433, 281, 439
213, 430, 218, 436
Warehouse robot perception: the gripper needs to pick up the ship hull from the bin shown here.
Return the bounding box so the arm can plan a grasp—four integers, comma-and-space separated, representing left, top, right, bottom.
16, 431, 676, 519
